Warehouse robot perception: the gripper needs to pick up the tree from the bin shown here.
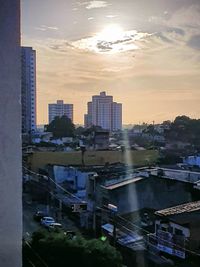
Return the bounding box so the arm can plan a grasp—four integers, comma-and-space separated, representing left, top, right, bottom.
23, 230, 123, 267
45, 116, 75, 138
164, 115, 200, 146
75, 126, 85, 136
83, 125, 103, 136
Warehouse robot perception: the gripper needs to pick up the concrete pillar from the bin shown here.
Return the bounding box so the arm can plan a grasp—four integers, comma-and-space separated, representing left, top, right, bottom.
0, 0, 22, 266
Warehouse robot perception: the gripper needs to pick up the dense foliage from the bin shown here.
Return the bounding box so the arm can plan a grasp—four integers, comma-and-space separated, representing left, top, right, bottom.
45, 116, 75, 138
164, 116, 200, 146
23, 230, 123, 267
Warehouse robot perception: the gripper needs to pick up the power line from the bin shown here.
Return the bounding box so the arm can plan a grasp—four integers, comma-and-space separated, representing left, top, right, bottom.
23, 167, 200, 257
25, 241, 49, 267
117, 215, 200, 257
98, 206, 200, 257
23, 166, 84, 202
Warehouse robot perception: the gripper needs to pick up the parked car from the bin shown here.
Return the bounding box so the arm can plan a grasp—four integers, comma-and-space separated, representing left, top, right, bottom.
65, 231, 76, 239
47, 222, 63, 232
33, 211, 48, 222
40, 217, 55, 227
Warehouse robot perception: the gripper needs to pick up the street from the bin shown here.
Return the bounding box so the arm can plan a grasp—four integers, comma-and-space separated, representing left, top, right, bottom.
23, 193, 79, 241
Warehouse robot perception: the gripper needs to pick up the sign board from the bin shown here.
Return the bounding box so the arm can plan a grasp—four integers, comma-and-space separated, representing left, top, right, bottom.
108, 204, 118, 212
157, 244, 185, 259
71, 203, 87, 213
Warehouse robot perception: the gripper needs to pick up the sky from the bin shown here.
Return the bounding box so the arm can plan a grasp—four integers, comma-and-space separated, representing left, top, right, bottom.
22, 0, 200, 125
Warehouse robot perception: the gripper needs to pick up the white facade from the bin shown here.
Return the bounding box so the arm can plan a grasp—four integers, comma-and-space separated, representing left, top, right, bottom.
48, 100, 73, 123
84, 91, 122, 131
21, 47, 36, 133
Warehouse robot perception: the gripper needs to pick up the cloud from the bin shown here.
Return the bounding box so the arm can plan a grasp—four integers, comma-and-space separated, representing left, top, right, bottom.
77, 1, 111, 10
34, 25, 59, 31
71, 30, 151, 54
166, 27, 185, 36
86, 1, 110, 9
164, 4, 200, 32
106, 15, 118, 18
187, 35, 200, 50
155, 32, 173, 43
34, 27, 46, 31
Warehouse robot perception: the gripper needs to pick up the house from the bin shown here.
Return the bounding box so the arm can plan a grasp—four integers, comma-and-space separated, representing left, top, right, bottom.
84, 130, 110, 150
148, 201, 200, 259
86, 169, 194, 234
32, 132, 53, 144
183, 155, 200, 168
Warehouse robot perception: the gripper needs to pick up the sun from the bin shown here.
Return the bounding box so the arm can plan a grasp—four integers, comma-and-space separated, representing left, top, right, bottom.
98, 24, 124, 42
72, 24, 147, 54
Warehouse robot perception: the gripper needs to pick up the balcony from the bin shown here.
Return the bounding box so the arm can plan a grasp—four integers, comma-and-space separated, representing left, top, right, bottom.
147, 231, 186, 259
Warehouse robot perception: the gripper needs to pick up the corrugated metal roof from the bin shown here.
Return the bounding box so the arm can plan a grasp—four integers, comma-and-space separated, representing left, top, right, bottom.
155, 201, 200, 217
102, 176, 145, 190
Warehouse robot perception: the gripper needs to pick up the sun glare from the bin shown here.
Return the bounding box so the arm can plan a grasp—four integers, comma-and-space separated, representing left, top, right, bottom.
72, 24, 149, 54
98, 24, 124, 42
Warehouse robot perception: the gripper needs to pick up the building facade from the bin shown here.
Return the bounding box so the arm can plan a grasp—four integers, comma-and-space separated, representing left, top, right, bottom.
148, 201, 200, 260
84, 101, 92, 128
112, 102, 122, 131
48, 100, 73, 123
21, 46, 36, 134
84, 91, 122, 132
0, 1, 22, 266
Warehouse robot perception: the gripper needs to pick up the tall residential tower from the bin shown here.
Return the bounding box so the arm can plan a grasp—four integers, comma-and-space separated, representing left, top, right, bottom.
84, 91, 122, 131
21, 46, 36, 134
48, 100, 73, 123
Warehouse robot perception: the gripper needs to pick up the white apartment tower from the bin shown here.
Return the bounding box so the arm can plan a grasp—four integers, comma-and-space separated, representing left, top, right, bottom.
48, 100, 73, 123
21, 47, 36, 134
84, 91, 122, 131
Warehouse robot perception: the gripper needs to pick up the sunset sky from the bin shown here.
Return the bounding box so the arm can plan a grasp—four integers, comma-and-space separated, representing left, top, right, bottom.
22, 0, 200, 125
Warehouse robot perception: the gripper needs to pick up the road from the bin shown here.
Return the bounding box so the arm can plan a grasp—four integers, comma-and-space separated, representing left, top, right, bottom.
23, 193, 79, 240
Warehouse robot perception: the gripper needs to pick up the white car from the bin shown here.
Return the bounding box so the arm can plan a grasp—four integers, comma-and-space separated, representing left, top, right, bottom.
40, 217, 55, 227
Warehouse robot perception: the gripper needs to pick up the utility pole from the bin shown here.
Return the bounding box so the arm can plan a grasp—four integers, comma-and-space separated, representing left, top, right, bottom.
108, 204, 118, 247
46, 176, 50, 214
113, 211, 117, 247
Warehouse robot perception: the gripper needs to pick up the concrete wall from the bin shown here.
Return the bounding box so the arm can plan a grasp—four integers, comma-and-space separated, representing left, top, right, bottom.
53, 165, 87, 190
0, 1, 22, 266
28, 150, 158, 171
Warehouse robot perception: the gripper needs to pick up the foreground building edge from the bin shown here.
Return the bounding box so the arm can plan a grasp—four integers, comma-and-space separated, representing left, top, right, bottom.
0, 0, 22, 266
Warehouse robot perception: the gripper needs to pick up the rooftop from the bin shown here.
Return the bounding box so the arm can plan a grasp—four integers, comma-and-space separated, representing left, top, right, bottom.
155, 200, 200, 217
102, 176, 146, 190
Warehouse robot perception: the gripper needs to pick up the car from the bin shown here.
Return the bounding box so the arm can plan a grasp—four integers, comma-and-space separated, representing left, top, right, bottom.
40, 217, 55, 227
64, 231, 76, 239
33, 211, 48, 222
47, 222, 63, 232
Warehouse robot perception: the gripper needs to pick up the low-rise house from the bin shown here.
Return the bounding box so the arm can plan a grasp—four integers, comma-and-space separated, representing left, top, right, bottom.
32, 132, 53, 144
94, 130, 109, 150
183, 155, 200, 168
148, 201, 200, 259
86, 169, 195, 233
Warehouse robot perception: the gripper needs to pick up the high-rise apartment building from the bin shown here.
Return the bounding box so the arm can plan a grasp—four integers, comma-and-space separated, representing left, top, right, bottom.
21, 46, 36, 134
84, 91, 122, 131
84, 101, 92, 128
48, 100, 73, 123
112, 102, 122, 132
